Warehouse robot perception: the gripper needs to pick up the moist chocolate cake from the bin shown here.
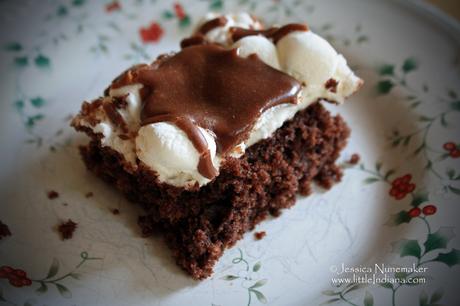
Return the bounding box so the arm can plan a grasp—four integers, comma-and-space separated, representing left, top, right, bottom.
71, 13, 362, 279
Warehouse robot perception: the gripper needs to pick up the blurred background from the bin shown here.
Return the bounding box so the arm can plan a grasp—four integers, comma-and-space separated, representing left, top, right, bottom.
429, 0, 460, 20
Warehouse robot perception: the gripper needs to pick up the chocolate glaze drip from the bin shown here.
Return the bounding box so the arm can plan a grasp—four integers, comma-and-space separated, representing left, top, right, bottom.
198, 16, 228, 34
231, 23, 308, 43
180, 17, 228, 49
114, 45, 301, 180
180, 33, 207, 49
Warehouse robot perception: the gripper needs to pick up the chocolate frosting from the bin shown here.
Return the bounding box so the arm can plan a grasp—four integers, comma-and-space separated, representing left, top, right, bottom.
197, 16, 228, 34
113, 45, 301, 180
230, 23, 309, 43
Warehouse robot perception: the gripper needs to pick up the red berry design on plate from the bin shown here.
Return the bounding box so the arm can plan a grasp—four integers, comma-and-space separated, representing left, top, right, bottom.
442, 142, 460, 158
1, 266, 13, 274
139, 22, 164, 43
9, 277, 23, 287
422, 205, 437, 216
389, 174, 416, 200
450, 150, 460, 158
0, 266, 32, 287
21, 278, 32, 286
105, 1, 121, 13
408, 207, 421, 218
13, 269, 26, 277
174, 3, 186, 20
443, 142, 456, 151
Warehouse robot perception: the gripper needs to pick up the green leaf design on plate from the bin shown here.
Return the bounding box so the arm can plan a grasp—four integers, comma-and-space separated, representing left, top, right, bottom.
69, 272, 80, 279
35, 54, 50, 68
377, 80, 394, 94
448, 185, 460, 195
209, 0, 223, 10
46, 258, 59, 279
430, 288, 443, 304
250, 289, 267, 304
394, 271, 408, 282
418, 115, 433, 122
424, 227, 455, 254
4, 42, 22, 51
322, 290, 340, 296
410, 191, 428, 207
36, 282, 48, 295
446, 168, 456, 179
221, 275, 239, 280
379, 282, 393, 289
179, 15, 191, 28
363, 291, 374, 306
56, 283, 72, 298
419, 290, 428, 306
384, 169, 396, 180
450, 100, 460, 111
357, 35, 368, 43
30, 97, 46, 108
321, 23, 333, 31
379, 64, 394, 76
26, 114, 44, 128
321, 298, 340, 305
14, 100, 25, 111
363, 177, 379, 184
432, 248, 460, 267
250, 279, 267, 289
385, 210, 411, 226
163, 10, 174, 19
57, 5, 68, 16
410, 101, 421, 109
402, 57, 418, 73
252, 261, 261, 272
344, 283, 366, 294
72, 0, 85, 6
391, 239, 421, 259
14, 56, 28, 67
447, 89, 457, 99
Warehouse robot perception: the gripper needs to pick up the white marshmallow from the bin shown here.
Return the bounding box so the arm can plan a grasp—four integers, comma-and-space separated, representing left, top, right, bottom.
135, 122, 219, 187
233, 36, 280, 69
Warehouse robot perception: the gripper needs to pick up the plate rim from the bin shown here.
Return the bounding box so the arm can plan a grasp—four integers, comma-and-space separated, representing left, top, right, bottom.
396, 0, 460, 43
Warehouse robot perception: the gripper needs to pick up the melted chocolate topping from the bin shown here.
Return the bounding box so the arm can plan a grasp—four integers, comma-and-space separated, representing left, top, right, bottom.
197, 16, 228, 34
180, 33, 208, 49
180, 17, 229, 49
231, 23, 308, 43
114, 45, 301, 180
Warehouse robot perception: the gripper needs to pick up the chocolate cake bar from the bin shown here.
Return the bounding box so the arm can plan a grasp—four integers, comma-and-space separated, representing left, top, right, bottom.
71, 13, 362, 279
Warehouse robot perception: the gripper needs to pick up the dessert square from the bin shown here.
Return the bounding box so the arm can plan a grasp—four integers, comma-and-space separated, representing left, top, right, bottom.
71, 13, 362, 279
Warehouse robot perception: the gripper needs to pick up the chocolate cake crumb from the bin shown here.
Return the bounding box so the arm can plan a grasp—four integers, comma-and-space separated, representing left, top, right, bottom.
77, 103, 350, 279
85, 192, 94, 198
254, 231, 266, 240
111, 208, 120, 215
47, 190, 59, 200
325, 78, 338, 93
58, 219, 77, 240
349, 153, 360, 165
0, 221, 12, 240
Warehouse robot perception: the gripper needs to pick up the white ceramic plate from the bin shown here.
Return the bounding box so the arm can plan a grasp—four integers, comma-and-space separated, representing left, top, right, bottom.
1, 1, 459, 305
